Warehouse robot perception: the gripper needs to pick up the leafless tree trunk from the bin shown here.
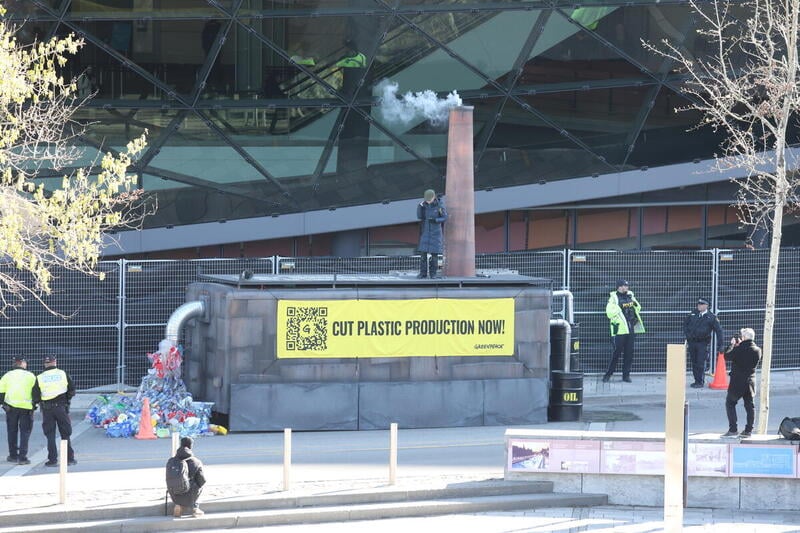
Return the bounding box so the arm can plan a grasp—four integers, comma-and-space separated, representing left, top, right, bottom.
646, 0, 800, 433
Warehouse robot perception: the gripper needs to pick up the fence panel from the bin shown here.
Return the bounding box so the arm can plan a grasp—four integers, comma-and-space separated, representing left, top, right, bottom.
122, 258, 274, 386
4, 248, 800, 389
478, 250, 566, 317
0, 262, 122, 389
568, 250, 715, 373
716, 248, 800, 369
477, 250, 565, 285
276, 256, 418, 274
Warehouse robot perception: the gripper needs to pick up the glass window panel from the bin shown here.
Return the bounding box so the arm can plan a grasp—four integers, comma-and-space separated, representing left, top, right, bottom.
225, 104, 333, 178
67, 0, 232, 18
239, 0, 354, 14
508, 210, 528, 251
389, 8, 541, 85
141, 173, 189, 191
476, 97, 611, 189
527, 210, 570, 249
309, 106, 442, 208
373, 12, 489, 94
74, 107, 152, 149
369, 223, 418, 255
72, 19, 233, 99
627, 87, 724, 169
150, 114, 271, 185
241, 13, 386, 102
583, 5, 684, 73
520, 84, 654, 168
519, 7, 655, 93
401, 1, 547, 5
641, 205, 702, 249
241, 238, 294, 257
576, 208, 633, 246
476, 212, 506, 253
140, 178, 290, 228
4, 1, 56, 21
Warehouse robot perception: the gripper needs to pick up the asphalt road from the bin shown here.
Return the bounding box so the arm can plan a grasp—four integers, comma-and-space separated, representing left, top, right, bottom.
1, 389, 795, 483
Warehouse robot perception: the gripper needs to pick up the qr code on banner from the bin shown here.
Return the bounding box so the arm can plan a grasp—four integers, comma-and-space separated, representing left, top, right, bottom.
285, 306, 328, 351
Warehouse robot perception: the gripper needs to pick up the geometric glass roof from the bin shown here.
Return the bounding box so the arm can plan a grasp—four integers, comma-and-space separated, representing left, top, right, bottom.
18, 1, 723, 228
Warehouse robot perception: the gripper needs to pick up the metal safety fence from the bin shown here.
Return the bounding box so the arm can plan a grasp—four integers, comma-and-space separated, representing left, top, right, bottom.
0, 249, 797, 390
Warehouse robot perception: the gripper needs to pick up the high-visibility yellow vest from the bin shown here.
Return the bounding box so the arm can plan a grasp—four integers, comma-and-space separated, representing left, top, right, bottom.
37, 368, 69, 401
606, 290, 645, 336
0, 368, 36, 409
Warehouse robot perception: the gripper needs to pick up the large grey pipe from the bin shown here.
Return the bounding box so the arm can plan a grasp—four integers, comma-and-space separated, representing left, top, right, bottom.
165, 300, 206, 344
552, 289, 574, 324
549, 319, 572, 373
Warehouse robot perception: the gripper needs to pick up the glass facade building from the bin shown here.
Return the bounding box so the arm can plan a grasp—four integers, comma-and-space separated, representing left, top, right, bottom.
12, 1, 800, 256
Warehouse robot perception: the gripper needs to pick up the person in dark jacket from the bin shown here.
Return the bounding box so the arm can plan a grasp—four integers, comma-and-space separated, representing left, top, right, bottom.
683, 297, 725, 388
722, 328, 761, 438
171, 437, 207, 517
416, 189, 448, 278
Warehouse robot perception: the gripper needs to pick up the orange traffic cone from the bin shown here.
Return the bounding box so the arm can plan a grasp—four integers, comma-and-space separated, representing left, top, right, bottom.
135, 397, 157, 440
709, 352, 729, 390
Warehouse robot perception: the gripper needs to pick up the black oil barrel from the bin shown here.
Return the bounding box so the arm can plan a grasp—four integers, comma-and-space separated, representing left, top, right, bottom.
569, 322, 581, 372
549, 324, 567, 371
547, 370, 583, 422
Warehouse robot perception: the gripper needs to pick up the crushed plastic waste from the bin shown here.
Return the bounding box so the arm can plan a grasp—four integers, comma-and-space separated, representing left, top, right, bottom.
86, 339, 218, 438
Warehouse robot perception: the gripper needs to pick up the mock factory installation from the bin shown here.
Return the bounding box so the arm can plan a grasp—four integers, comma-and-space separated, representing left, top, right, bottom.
181, 273, 553, 432
86, 340, 226, 438
173, 107, 558, 432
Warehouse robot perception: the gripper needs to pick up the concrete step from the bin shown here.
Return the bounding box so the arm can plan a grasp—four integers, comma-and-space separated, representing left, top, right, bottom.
0, 480, 555, 528
2, 492, 608, 532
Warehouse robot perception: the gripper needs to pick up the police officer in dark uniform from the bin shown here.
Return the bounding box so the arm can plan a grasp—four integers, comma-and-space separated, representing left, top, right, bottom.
33, 356, 77, 466
683, 297, 725, 388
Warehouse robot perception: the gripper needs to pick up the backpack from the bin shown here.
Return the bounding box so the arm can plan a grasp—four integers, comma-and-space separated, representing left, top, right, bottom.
778, 417, 800, 440
165, 456, 191, 495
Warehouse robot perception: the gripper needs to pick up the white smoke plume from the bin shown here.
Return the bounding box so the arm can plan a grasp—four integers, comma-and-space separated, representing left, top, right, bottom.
376, 79, 462, 127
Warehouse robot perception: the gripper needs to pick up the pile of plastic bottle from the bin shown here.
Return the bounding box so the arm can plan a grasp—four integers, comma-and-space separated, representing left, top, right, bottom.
86, 339, 225, 438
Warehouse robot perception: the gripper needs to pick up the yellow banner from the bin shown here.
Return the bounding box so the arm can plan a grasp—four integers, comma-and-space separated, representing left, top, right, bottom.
277, 298, 515, 358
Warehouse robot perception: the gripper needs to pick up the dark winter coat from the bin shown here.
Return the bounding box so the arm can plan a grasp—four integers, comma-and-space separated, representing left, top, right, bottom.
417, 198, 448, 254
169, 446, 206, 507
683, 310, 725, 351
724, 339, 761, 396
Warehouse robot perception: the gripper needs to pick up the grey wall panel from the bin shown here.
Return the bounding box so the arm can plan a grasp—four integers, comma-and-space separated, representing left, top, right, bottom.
483, 378, 548, 425
358, 380, 484, 430
230, 382, 359, 431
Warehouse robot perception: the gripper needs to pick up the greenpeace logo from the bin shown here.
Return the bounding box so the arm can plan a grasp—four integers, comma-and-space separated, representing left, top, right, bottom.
474, 343, 504, 350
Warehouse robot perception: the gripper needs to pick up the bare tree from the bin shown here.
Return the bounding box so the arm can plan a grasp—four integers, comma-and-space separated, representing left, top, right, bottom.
0, 7, 152, 316
646, 0, 800, 433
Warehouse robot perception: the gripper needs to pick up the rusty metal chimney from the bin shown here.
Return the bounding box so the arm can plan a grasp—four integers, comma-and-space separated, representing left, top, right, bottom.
444, 106, 475, 277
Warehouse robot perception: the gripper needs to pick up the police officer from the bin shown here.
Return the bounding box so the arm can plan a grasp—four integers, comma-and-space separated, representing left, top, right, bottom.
602, 279, 645, 383
0, 355, 38, 465
34, 356, 76, 466
683, 297, 725, 388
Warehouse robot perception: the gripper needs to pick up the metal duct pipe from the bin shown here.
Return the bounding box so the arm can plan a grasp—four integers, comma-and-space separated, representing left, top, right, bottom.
165, 300, 206, 344
552, 289, 574, 324
549, 319, 572, 372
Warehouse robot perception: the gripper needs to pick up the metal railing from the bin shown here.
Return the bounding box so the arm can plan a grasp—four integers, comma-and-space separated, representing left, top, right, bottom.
0, 249, 795, 390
